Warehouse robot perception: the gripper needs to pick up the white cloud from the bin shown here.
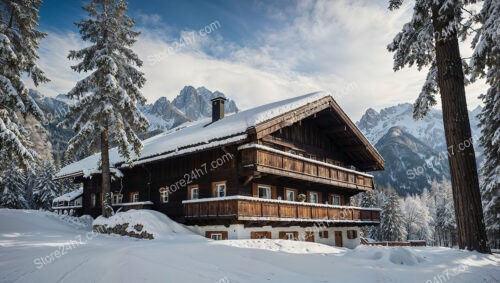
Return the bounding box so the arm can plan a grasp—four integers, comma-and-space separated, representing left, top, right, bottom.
32, 0, 486, 121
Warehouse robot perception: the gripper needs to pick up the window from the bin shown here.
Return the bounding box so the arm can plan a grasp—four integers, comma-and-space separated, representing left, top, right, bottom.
130, 192, 139, 203
347, 230, 358, 239
285, 233, 295, 240
211, 233, 223, 241
319, 231, 329, 239
332, 195, 341, 205
206, 231, 227, 240
161, 190, 169, 203
190, 186, 199, 200
258, 185, 271, 199
111, 193, 123, 205
215, 183, 226, 198
285, 189, 296, 201
90, 193, 96, 208
307, 154, 315, 160
309, 192, 319, 203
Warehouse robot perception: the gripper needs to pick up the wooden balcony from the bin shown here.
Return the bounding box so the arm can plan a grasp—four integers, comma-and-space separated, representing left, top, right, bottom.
183, 196, 380, 226
238, 144, 374, 190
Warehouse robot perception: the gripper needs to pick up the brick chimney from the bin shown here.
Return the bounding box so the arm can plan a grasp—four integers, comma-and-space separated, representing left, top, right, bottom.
211, 96, 226, 122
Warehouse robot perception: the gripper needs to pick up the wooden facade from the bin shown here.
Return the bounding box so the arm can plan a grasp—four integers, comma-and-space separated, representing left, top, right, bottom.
61, 95, 384, 241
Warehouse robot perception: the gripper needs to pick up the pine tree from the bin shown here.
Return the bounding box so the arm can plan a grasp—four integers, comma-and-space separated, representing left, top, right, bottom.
360, 190, 380, 240
468, 0, 500, 250
420, 188, 436, 243
0, 0, 49, 169
60, 0, 149, 217
380, 192, 406, 241
0, 165, 27, 208
387, 0, 490, 253
33, 162, 61, 209
361, 190, 378, 208
433, 178, 457, 247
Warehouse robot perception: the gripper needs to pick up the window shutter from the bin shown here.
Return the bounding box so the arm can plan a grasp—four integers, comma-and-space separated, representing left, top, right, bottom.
271, 186, 277, 199
252, 183, 258, 197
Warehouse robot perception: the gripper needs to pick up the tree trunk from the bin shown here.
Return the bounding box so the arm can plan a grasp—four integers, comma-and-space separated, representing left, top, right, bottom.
431, 5, 490, 253
101, 128, 112, 218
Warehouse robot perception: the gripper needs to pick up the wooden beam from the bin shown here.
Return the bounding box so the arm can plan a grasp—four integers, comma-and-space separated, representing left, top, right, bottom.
242, 175, 254, 186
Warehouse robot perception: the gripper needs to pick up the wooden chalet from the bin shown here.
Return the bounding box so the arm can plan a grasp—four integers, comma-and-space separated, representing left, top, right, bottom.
55, 92, 384, 248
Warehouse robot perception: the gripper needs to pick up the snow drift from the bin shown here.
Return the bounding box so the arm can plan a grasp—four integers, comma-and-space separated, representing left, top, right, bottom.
92, 209, 200, 240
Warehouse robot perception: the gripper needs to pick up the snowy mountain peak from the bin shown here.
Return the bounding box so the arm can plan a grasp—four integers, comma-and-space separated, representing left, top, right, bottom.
358, 108, 381, 130
358, 104, 482, 195
143, 86, 238, 131
357, 103, 481, 152
374, 126, 450, 195
173, 85, 239, 120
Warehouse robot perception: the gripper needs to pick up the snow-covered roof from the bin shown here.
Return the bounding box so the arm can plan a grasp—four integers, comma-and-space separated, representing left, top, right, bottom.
55, 91, 330, 179
53, 188, 83, 203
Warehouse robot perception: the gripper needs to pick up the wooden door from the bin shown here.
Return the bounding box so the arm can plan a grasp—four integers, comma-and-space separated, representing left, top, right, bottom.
334, 231, 343, 247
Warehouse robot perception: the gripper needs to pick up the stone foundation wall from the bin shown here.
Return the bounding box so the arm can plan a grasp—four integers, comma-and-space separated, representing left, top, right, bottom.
93, 223, 154, 239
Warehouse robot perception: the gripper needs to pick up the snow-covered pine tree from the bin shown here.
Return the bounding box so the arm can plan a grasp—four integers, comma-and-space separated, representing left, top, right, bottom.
380, 191, 406, 242
0, 0, 49, 169
420, 188, 436, 243
387, 0, 489, 253
60, 0, 149, 217
0, 164, 27, 208
361, 190, 378, 208
433, 178, 457, 247
468, 0, 500, 250
33, 161, 61, 209
360, 190, 380, 240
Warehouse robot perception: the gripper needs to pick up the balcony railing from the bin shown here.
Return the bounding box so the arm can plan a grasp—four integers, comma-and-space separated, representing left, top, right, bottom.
238, 143, 374, 190
183, 196, 380, 224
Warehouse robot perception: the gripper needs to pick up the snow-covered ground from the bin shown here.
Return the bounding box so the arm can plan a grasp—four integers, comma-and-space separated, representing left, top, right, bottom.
0, 209, 498, 283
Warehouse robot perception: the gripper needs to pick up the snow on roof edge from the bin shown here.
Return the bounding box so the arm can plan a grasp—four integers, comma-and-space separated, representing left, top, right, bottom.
53, 188, 83, 203
56, 91, 330, 179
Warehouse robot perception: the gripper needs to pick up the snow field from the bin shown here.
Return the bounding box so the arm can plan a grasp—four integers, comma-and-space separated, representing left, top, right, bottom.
0, 209, 498, 283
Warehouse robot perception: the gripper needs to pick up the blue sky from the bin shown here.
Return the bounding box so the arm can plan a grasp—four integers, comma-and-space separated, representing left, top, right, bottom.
33, 0, 485, 120
39, 0, 280, 43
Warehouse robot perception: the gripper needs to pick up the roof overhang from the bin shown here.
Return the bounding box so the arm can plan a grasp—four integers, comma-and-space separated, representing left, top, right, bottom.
252, 96, 384, 171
